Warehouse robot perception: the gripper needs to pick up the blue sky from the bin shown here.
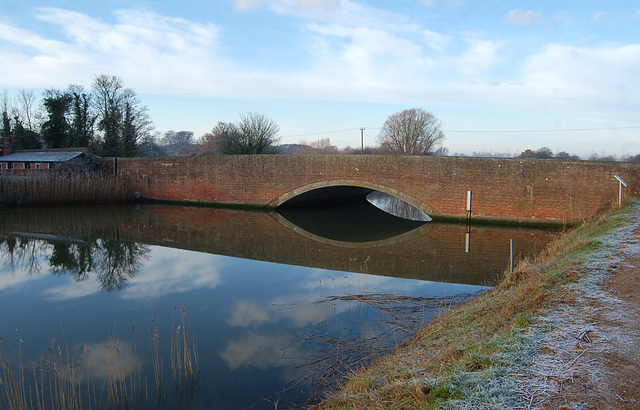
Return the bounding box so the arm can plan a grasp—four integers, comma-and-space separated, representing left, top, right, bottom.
1, 0, 639, 156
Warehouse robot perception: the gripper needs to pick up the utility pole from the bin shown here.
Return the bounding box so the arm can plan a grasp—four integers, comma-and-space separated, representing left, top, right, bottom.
360, 127, 365, 154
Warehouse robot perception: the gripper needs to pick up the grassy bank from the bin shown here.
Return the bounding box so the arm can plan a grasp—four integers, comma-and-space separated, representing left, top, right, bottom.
0, 172, 134, 206
320, 201, 632, 409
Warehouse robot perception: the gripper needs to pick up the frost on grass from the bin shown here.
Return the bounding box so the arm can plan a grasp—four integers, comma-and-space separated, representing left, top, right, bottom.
509, 202, 640, 409
435, 329, 540, 409
437, 202, 640, 410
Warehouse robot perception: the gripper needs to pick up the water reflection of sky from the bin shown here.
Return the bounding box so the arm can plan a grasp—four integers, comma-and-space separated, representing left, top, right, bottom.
0, 241, 487, 409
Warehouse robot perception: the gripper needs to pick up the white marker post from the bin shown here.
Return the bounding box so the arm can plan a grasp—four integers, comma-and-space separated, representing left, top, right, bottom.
615, 175, 628, 207
466, 190, 472, 221
510, 239, 514, 272
465, 224, 471, 253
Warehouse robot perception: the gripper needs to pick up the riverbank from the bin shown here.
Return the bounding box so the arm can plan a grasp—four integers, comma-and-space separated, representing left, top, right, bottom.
320, 201, 640, 409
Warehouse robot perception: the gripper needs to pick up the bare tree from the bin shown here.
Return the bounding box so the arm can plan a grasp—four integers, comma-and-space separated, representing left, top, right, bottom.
162, 130, 194, 147
219, 113, 280, 155
0, 90, 14, 117
377, 108, 445, 155
200, 122, 237, 153
308, 137, 338, 154
92, 74, 151, 156
93, 74, 125, 156
16, 89, 37, 130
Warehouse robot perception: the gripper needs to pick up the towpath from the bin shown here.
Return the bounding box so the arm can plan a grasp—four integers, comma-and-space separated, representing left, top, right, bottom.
521, 203, 640, 409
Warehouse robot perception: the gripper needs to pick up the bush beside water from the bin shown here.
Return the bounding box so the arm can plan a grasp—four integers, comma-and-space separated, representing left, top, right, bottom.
0, 172, 134, 206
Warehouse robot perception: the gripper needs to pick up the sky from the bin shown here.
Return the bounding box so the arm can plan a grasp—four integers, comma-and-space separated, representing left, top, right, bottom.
1, 0, 639, 157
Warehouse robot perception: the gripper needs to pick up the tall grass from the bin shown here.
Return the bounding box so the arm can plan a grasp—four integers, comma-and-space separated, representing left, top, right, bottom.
0, 307, 199, 410
0, 172, 134, 206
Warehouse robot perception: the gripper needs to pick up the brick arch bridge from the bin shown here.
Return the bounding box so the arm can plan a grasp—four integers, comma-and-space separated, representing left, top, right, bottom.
117, 155, 640, 225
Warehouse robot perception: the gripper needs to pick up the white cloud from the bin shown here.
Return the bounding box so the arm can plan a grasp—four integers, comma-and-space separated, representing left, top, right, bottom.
520, 43, 640, 102
423, 29, 451, 52
220, 332, 301, 370
121, 248, 224, 300
274, 0, 341, 15
227, 300, 274, 327
309, 24, 423, 62
504, 9, 543, 25
42, 279, 101, 301
593, 11, 607, 22
0, 7, 226, 93
552, 11, 571, 22
232, 0, 340, 17
232, 0, 266, 11
418, 0, 464, 7
459, 37, 504, 77
0, 22, 65, 52
79, 340, 138, 382
0, 3, 449, 102
0, 267, 42, 291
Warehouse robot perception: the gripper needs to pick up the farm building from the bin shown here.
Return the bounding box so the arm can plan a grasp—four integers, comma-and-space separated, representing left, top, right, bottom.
0, 139, 98, 171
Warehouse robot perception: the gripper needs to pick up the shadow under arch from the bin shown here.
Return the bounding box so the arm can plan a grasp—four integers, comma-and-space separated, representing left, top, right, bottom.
267, 179, 435, 216
269, 209, 436, 249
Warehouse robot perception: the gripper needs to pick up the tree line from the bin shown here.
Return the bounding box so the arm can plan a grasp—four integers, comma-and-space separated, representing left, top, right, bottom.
2, 88, 449, 158
3, 81, 635, 162
196, 108, 446, 156
1, 75, 152, 157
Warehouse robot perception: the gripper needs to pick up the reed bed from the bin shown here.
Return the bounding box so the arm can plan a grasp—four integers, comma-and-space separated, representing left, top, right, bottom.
0, 171, 134, 206
0, 306, 199, 410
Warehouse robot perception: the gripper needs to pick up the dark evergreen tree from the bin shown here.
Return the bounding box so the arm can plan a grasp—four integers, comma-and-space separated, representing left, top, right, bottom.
1, 110, 11, 142
69, 86, 95, 148
41, 90, 72, 148
122, 102, 137, 157
99, 100, 122, 156
12, 117, 41, 149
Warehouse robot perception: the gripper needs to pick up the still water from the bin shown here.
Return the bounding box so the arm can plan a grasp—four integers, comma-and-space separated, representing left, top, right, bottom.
0, 202, 559, 409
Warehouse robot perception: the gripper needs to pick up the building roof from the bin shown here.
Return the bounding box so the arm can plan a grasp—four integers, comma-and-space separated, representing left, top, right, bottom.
0, 151, 84, 163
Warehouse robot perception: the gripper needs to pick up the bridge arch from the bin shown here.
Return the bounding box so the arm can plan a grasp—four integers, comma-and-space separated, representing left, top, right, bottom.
266, 179, 436, 216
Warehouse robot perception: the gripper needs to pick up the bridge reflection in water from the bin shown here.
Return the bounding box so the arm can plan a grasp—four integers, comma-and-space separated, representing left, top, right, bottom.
0, 202, 561, 408
0, 201, 560, 286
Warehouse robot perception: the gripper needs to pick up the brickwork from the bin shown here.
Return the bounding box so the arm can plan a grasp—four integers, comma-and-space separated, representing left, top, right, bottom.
117, 155, 640, 224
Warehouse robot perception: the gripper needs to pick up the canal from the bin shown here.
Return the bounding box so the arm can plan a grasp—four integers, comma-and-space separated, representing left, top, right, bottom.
0, 201, 560, 409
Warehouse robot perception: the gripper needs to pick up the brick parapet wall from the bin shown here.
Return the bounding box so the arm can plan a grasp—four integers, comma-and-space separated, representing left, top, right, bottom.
117, 155, 640, 224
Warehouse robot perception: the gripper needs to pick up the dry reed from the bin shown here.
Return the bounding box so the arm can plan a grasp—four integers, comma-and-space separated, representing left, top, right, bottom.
0, 172, 134, 206
0, 307, 200, 410
170, 305, 200, 408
